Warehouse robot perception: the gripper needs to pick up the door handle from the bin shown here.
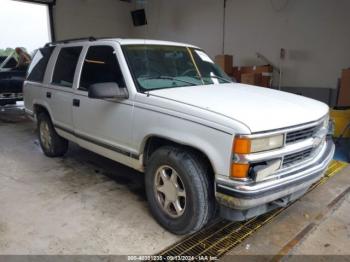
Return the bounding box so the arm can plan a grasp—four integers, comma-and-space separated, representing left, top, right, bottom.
73, 99, 80, 107
46, 92, 51, 98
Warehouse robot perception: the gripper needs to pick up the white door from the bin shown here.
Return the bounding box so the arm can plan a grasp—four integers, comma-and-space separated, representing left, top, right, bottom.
48, 46, 83, 132
72, 44, 135, 161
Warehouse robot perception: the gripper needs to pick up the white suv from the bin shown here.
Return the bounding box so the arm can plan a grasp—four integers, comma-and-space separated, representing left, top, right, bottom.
24, 37, 334, 235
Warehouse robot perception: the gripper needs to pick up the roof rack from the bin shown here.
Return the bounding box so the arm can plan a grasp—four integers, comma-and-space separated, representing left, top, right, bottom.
45, 36, 97, 47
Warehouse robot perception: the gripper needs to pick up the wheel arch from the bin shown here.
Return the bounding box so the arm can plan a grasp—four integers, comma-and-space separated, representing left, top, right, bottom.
142, 135, 216, 177
33, 103, 52, 120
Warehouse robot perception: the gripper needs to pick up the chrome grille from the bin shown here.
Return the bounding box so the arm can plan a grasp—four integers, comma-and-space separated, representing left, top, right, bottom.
283, 148, 313, 168
286, 124, 322, 144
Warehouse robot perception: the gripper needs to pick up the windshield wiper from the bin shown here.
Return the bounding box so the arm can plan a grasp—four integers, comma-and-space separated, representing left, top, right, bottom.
139, 76, 198, 86
192, 75, 232, 83
207, 75, 232, 83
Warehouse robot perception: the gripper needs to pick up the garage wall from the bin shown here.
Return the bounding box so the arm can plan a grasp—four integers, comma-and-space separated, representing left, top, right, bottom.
53, 0, 133, 40
131, 0, 350, 89
131, 0, 223, 61
51, 0, 350, 90
225, 0, 350, 89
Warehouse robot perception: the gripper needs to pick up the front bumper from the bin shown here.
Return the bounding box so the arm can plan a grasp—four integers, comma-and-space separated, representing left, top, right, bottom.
0, 95, 23, 106
216, 138, 335, 215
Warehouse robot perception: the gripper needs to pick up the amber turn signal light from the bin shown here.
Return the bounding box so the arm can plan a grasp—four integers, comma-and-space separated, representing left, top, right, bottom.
233, 137, 251, 154
230, 163, 250, 179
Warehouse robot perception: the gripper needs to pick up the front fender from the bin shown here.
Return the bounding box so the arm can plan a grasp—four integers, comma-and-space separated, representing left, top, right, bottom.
133, 107, 235, 176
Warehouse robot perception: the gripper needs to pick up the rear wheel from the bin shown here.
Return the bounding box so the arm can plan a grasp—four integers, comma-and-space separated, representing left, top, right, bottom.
37, 112, 68, 157
145, 146, 215, 235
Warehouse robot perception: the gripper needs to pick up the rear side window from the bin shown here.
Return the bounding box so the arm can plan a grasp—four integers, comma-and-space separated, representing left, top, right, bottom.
52, 46, 82, 88
27, 47, 54, 82
79, 45, 125, 91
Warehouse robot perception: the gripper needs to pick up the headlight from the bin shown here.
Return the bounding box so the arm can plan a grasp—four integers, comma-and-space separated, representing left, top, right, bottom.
233, 134, 284, 154
251, 135, 284, 152
231, 134, 284, 180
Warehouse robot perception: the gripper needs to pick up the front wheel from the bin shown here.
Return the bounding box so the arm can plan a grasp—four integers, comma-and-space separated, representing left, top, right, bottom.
145, 146, 215, 235
37, 112, 68, 157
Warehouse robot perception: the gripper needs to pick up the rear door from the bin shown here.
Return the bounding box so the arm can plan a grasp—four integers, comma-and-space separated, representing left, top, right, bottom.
72, 43, 135, 162
48, 45, 83, 132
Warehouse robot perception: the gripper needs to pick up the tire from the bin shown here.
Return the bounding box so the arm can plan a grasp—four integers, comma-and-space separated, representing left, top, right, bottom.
37, 112, 68, 157
145, 146, 215, 235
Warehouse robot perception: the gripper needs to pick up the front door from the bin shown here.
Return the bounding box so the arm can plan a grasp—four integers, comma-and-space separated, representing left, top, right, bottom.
72, 44, 135, 162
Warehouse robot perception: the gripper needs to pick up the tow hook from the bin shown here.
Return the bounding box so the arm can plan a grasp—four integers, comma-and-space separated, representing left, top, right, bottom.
272, 197, 290, 207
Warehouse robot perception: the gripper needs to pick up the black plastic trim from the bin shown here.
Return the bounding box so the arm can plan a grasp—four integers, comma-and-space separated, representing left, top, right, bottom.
54, 124, 139, 159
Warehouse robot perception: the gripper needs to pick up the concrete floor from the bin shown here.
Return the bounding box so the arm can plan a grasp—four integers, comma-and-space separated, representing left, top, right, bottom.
293, 195, 350, 256
1, 105, 350, 258
0, 106, 180, 255
223, 164, 350, 260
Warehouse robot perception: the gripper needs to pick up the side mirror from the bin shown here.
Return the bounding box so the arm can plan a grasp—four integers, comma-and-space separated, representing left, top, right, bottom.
88, 82, 128, 99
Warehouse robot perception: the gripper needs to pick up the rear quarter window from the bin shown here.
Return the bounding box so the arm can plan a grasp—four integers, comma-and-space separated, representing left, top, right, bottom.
27, 47, 55, 82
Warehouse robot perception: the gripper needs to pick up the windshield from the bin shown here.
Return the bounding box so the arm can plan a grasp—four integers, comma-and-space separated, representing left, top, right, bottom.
0, 51, 16, 70
122, 45, 232, 92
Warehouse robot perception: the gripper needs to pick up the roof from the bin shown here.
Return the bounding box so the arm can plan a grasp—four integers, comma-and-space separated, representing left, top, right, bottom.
113, 39, 199, 48
45, 37, 199, 49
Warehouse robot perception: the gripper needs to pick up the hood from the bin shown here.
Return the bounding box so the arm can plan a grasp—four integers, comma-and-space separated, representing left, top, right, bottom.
149, 83, 329, 133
